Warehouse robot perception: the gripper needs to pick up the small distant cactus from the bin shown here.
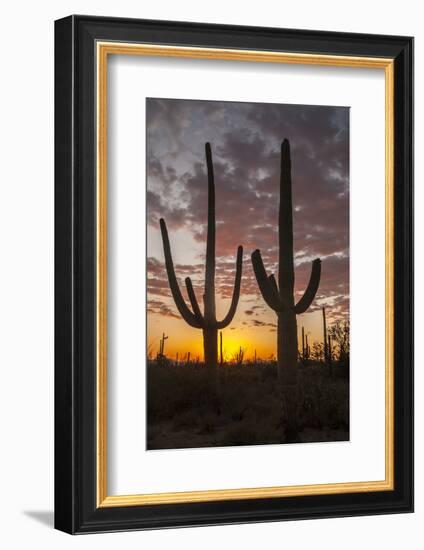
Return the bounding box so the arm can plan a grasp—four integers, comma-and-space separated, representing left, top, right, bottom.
157, 332, 168, 365
160, 143, 243, 371
159, 332, 168, 357
251, 139, 321, 440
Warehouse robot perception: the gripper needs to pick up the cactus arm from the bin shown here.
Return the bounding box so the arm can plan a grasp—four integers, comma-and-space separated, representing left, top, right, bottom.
185, 277, 204, 324
294, 258, 321, 314
268, 274, 279, 296
251, 249, 282, 311
159, 218, 203, 328
216, 245, 243, 329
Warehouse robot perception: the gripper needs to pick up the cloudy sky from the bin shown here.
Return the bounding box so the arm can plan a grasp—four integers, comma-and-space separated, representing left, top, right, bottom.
146, 98, 349, 361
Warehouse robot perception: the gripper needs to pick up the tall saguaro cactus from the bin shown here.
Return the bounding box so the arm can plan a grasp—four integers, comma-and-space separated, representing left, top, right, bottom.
251, 139, 321, 439
160, 143, 243, 370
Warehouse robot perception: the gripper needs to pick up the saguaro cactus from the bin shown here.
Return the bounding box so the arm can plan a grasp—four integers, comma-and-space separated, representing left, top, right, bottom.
159, 332, 168, 357
160, 142, 243, 370
157, 332, 168, 365
251, 139, 321, 439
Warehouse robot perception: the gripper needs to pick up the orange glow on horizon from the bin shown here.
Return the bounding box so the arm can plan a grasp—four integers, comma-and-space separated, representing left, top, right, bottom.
147, 306, 341, 361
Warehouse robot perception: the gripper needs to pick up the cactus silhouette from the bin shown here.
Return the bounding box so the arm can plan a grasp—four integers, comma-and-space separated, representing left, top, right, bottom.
159, 332, 168, 357
251, 139, 321, 440
160, 143, 243, 370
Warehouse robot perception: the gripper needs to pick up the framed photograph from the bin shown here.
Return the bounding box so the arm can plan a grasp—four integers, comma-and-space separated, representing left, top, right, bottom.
54, 15, 413, 533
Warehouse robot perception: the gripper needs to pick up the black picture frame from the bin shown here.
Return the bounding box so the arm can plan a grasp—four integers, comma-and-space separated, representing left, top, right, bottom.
55, 15, 413, 534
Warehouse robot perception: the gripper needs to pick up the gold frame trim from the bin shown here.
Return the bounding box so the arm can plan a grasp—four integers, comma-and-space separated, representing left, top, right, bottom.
96, 42, 395, 508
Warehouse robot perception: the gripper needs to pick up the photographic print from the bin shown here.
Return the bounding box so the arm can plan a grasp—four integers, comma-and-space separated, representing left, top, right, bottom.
146, 98, 350, 450
55, 18, 413, 532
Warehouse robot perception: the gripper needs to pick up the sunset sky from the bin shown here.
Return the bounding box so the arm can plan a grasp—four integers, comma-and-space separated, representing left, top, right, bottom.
146, 98, 349, 361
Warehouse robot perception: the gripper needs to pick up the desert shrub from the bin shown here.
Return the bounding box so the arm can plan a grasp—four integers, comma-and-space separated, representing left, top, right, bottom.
147, 362, 349, 449
297, 365, 349, 431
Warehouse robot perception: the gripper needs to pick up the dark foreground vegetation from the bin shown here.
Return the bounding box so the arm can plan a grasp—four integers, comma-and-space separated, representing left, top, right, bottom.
147, 361, 349, 450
